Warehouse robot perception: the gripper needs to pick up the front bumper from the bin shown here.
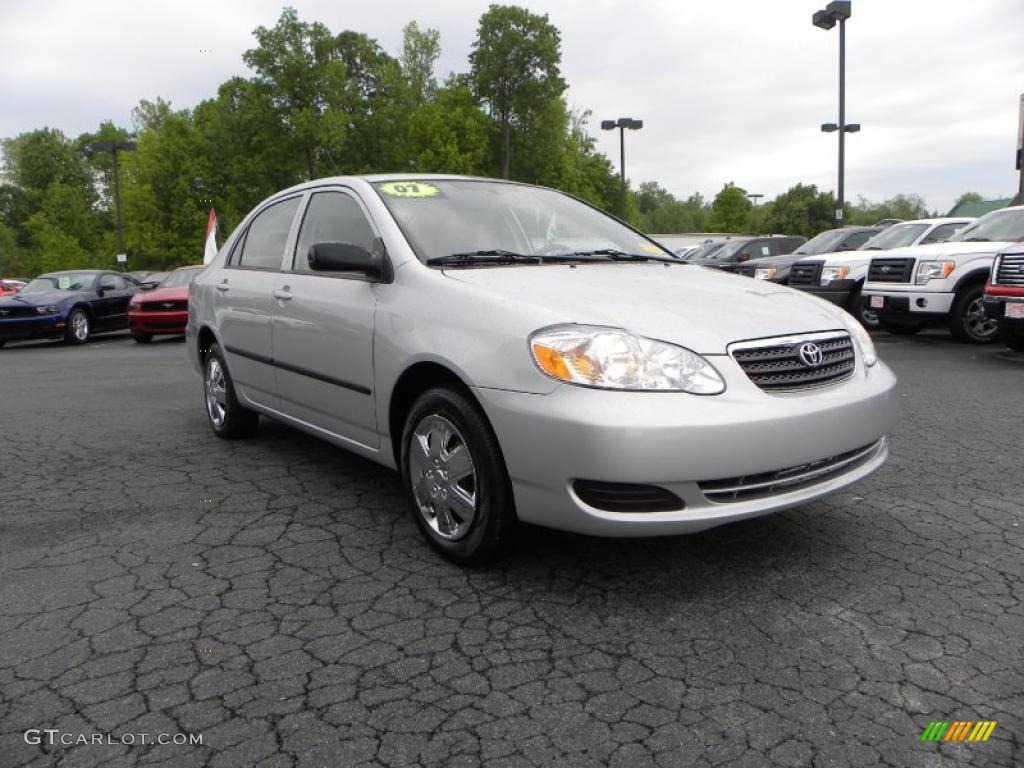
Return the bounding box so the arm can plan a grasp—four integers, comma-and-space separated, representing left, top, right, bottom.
795, 279, 858, 307
129, 309, 188, 335
860, 287, 954, 318
983, 294, 1024, 333
0, 315, 66, 342
473, 357, 898, 537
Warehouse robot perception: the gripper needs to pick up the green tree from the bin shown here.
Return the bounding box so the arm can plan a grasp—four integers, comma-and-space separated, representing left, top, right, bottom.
706, 183, 752, 232
955, 191, 983, 207
847, 193, 931, 225
762, 183, 836, 237
401, 21, 441, 106
469, 4, 566, 179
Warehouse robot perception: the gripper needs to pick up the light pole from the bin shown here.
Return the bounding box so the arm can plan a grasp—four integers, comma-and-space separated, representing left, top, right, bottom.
813, 1, 859, 227
747, 193, 764, 207
601, 117, 643, 219
88, 139, 137, 266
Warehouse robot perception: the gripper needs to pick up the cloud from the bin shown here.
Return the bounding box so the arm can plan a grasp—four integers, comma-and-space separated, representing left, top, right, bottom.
1, 0, 1021, 213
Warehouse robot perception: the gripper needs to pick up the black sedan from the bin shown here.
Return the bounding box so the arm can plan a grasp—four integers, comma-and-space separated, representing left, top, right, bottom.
0, 270, 142, 347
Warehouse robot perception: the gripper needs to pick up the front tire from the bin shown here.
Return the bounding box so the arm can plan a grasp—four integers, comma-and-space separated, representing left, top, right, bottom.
1003, 333, 1024, 353
203, 344, 258, 439
850, 288, 880, 329
401, 387, 516, 565
133, 334, 153, 344
948, 284, 997, 343
64, 308, 90, 345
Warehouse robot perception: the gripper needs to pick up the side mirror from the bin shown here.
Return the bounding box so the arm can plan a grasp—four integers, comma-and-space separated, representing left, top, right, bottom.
140, 281, 159, 291
737, 253, 750, 262
98, 285, 115, 294
309, 241, 389, 281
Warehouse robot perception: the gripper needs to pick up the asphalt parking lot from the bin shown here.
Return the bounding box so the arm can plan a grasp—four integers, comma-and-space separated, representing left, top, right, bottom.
0, 332, 1021, 768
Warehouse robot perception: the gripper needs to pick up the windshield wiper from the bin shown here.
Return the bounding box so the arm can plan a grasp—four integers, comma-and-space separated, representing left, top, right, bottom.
962, 237, 990, 242
565, 248, 671, 262
426, 250, 542, 266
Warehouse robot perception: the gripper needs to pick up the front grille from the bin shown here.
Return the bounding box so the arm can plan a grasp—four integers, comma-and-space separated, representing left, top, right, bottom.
731, 333, 856, 391
572, 480, 684, 513
140, 300, 187, 312
0, 306, 39, 318
868, 257, 914, 283
994, 253, 1024, 286
788, 261, 823, 287
699, 440, 882, 503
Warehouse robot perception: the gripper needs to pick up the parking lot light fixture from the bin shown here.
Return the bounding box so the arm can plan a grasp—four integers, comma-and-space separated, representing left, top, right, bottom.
602, 117, 643, 219
813, 0, 857, 227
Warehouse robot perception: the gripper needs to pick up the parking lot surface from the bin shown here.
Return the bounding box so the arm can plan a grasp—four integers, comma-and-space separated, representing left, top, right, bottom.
0, 332, 1021, 768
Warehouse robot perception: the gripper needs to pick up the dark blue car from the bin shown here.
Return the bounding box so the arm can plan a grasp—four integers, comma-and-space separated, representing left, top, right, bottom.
0, 270, 142, 347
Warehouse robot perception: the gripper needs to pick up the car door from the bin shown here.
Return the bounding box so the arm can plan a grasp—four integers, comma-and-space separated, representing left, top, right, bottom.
270, 188, 380, 449
93, 273, 134, 328
215, 195, 302, 410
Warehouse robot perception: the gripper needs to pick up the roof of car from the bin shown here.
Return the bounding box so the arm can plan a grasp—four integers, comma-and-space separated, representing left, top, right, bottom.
39, 269, 107, 275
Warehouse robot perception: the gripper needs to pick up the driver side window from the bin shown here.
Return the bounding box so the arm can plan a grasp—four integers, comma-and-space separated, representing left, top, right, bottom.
98, 274, 125, 291
293, 191, 377, 273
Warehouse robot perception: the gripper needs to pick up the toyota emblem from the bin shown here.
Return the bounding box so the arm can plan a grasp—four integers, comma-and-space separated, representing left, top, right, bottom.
798, 342, 824, 367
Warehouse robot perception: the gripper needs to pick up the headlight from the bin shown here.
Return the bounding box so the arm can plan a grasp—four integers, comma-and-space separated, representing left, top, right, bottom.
915, 260, 955, 285
35, 305, 58, 315
820, 265, 850, 285
529, 325, 726, 393
845, 319, 877, 367
753, 268, 776, 280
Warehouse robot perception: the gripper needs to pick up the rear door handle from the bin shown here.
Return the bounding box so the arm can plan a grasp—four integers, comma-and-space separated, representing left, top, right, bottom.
215, 283, 229, 293
273, 289, 293, 301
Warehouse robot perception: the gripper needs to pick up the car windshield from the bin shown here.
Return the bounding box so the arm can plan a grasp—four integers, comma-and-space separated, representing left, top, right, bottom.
372, 179, 674, 264
707, 239, 755, 261
793, 230, 848, 255
160, 267, 203, 287
860, 223, 929, 250
20, 273, 95, 292
950, 209, 1024, 243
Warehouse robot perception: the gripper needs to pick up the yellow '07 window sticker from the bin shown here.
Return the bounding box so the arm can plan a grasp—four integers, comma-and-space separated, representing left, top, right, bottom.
378, 181, 440, 198
638, 242, 663, 254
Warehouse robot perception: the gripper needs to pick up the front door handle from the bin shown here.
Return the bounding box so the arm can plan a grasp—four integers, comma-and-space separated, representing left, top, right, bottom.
215, 283, 229, 293
273, 288, 293, 301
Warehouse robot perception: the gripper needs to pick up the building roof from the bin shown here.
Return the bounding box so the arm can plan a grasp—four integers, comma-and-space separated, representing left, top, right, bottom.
946, 198, 1011, 217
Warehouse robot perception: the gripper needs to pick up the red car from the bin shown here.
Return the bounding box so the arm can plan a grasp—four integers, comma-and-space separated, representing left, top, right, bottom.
983, 243, 1024, 352
0, 279, 25, 296
128, 266, 204, 343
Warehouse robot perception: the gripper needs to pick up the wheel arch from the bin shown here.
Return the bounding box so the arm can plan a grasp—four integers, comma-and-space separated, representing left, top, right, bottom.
387, 361, 483, 469
952, 268, 991, 295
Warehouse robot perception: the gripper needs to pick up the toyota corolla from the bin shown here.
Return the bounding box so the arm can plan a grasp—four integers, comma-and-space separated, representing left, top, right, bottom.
187, 176, 898, 564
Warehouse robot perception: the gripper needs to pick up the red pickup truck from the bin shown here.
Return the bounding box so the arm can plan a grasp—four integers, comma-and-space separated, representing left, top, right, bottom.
983, 243, 1024, 352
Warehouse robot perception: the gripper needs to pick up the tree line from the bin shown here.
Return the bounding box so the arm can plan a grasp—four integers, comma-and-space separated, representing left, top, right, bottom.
0, 5, 979, 277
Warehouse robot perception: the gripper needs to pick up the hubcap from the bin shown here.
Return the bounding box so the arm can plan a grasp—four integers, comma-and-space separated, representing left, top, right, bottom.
859, 305, 879, 327
205, 358, 228, 428
966, 297, 997, 339
72, 312, 88, 341
408, 414, 477, 541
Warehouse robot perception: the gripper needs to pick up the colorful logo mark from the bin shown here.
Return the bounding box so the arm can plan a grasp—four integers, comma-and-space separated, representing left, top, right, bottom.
921, 721, 997, 742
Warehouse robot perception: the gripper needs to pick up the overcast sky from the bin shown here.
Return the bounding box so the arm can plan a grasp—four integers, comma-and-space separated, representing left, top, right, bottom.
1, 0, 1021, 213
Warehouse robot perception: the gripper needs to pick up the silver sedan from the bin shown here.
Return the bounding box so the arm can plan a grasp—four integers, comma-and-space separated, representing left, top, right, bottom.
188, 175, 898, 564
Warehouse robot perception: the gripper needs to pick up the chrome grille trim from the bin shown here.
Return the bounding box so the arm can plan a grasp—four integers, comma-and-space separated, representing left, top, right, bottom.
994, 253, 1024, 286
788, 261, 823, 287
698, 440, 883, 503
729, 331, 856, 392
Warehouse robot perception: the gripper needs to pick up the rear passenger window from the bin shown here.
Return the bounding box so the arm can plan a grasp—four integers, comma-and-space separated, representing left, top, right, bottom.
236, 197, 301, 270
293, 191, 377, 272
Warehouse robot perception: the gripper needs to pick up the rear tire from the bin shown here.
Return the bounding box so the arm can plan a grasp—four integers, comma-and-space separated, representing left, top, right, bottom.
133, 334, 153, 344
947, 284, 997, 344
400, 386, 516, 565
64, 308, 90, 345
879, 319, 922, 336
203, 343, 259, 439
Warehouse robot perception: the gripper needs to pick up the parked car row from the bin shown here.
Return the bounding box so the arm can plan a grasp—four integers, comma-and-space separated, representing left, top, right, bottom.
0, 266, 202, 347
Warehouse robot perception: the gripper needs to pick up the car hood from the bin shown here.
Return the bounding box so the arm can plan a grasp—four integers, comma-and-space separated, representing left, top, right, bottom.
868, 240, 1012, 260
442, 264, 851, 354
0, 290, 84, 307
136, 285, 188, 302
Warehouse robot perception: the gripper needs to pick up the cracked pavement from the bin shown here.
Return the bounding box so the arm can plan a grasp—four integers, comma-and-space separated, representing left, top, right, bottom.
0, 332, 1021, 767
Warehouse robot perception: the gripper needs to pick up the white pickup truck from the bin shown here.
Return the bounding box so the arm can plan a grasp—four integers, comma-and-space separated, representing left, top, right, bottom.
788, 218, 973, 327
861, 206, 1024, 342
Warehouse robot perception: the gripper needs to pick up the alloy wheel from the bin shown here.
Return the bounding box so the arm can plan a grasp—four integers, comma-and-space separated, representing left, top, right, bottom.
408, 414, 478, 540
71, 311, 89, 341
205, 357, 228, 429
965, 297, 997, 340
